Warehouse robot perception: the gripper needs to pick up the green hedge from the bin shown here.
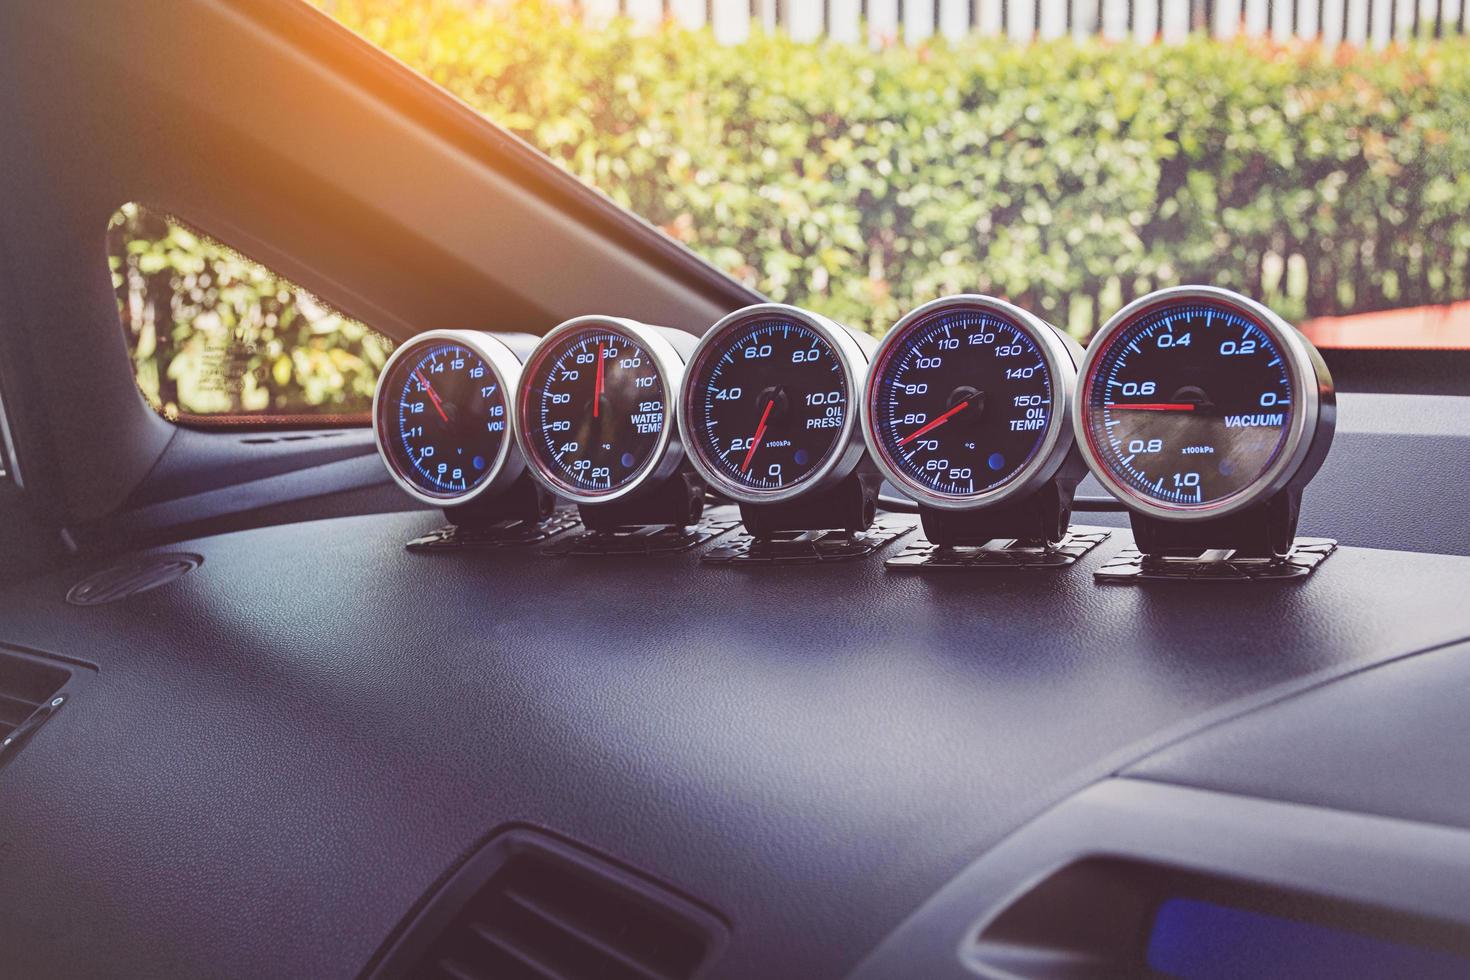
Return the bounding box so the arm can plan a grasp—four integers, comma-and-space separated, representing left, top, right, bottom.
115, 2, 1470, 420
325, 0, 1470, 339
110, 204, 393, 419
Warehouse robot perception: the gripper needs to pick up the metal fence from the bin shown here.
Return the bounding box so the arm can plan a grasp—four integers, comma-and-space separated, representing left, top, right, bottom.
571, 0, 1467, 45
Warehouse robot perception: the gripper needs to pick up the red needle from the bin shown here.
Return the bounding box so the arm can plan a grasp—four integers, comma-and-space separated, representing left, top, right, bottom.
898, 400, 970, 446
741, 399, 775, 473
594, 342, 605, 418
415, 369, 449, 423
1103, 402, 1197, 412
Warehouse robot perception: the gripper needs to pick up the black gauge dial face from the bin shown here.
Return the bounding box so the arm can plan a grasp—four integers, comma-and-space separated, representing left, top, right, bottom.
870, 307, 1054, 499
522, 327, 667, 496
378, 340, 508, 499
1082, 301, 1294, 509
688, 318, 849, 493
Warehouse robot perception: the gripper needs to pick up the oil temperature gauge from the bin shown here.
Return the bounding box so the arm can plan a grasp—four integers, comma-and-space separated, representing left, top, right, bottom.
862, 295, 1081, 512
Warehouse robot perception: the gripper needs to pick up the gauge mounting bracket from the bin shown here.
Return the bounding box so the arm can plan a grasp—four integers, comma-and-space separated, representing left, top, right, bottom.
736, 468, 883, 539
914, 457, 1089, 550
576, 468, 707, 533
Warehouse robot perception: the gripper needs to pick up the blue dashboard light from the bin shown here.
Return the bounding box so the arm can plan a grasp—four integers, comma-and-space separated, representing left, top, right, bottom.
1147, 897, 1470, 980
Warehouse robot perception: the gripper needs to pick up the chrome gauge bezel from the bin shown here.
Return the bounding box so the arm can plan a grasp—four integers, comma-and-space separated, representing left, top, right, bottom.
861, 294, 1081, 513
679, 303, 873, 506
372, 329, 527, 509
1073, 285, 1329, 522
514, 315, 687, 506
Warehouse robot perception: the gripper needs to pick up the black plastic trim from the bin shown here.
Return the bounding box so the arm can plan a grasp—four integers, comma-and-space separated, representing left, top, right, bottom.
233, 0, 761, 321
851, 778, 1470, 980
0, 643, 95, 774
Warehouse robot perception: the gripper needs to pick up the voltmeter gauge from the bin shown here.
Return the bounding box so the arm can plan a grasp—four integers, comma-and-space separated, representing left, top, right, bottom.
373, 330, 525, 507
862, 295, 1080, 511
679, 304, 872, 504
1075, 285, 1334, 535
515, 316, 686, 504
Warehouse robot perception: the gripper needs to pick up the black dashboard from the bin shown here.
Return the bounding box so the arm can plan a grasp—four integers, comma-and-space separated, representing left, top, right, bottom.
1, 389, 1469, 977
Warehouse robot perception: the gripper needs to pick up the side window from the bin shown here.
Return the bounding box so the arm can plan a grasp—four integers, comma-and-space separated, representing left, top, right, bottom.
107, 203, 394, 425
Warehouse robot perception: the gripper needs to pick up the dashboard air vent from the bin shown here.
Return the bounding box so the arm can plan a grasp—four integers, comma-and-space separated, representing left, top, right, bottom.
380, 830, 726, 980
0, 647, 71, 761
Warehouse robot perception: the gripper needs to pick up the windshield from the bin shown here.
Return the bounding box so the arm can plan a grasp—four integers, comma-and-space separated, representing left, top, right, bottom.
110, 0, 1470, 426
313, 0, 1470, 352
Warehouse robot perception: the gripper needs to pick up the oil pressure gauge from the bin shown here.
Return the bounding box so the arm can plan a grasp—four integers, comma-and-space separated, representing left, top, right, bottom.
681, 304, 873, 504
1076, 286, 1335, 558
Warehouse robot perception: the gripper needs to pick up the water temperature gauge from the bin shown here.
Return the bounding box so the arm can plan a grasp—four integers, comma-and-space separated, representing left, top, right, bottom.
515, 316, 686, 504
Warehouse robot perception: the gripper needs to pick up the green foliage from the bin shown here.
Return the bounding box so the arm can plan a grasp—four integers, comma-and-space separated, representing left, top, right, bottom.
114, 3, 1470, 423
109, 203, 394, 420
323, 0, 1470, 338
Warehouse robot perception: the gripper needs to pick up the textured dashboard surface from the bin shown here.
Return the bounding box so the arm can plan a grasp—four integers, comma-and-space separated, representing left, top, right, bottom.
1129, 633, 1470, 830
0, 511, 1468, 979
